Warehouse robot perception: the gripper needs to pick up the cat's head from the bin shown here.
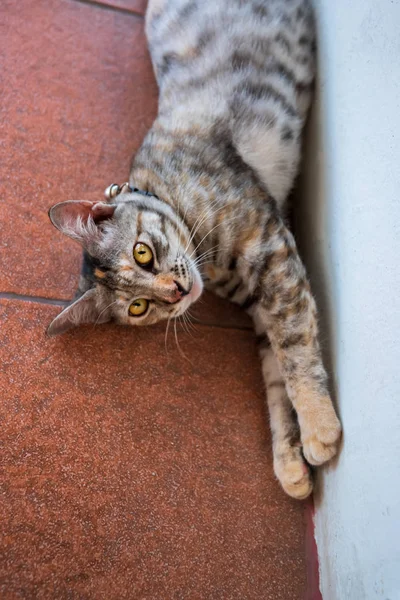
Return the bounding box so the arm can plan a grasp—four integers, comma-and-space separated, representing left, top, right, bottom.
47, 193, 203, 336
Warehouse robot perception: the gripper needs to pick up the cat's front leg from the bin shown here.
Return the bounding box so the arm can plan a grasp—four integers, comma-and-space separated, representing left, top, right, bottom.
244, 214, 341, 467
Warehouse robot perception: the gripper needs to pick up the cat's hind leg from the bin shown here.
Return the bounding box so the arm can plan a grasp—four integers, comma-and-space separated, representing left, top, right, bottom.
255, 329, 313, 500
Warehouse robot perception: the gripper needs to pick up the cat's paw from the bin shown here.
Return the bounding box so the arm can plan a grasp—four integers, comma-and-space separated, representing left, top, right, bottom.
274, 447, 313, 500
301, 403, 342, 466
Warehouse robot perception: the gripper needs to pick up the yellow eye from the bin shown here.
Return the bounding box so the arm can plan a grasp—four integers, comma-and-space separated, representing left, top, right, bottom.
128, 299, 149, 317
133, 243, 153, 266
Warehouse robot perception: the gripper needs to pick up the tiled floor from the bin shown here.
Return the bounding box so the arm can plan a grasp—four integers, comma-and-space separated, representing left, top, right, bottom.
1, 1, 310, 598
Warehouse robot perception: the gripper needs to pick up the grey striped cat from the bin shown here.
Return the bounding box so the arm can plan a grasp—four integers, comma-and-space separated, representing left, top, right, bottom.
48, 0, 341, 499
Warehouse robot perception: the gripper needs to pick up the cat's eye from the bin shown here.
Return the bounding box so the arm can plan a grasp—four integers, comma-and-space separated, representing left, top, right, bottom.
133, 243, 153, 267
128, 299, 149, 317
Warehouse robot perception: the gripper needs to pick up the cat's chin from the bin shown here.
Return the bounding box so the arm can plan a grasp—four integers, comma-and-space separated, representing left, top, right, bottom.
189, 271, 203, 303
176, 270, 203, 316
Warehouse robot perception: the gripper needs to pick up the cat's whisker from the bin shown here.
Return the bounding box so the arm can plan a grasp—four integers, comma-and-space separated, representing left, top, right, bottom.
184, 200, 225, 255
173, 318, 192, 363
190, 215, 239, 258
184, 197, 220, 243
186, 309, 200, 323
181, 311, 196, 336
188, 203, 226, 250
191, 245, 219, 265
195, 245, 219, 259
94, 300, 118, 327
195, 260, 216, 272
194, 260, 216, 272
184, 311, 197, 334
192, 252, 218, 267
178, 200, 223, 268
180, 313, 193, 337
183, 208, 206, 254
164, 315, 172, 356
189, 237, 220, 262
181, 193, 192, 225
178, 314, 187, 333
194, 254, 217, 264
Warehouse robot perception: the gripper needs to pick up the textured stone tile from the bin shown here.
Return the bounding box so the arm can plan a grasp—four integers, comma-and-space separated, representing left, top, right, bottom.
189, 291, 252, 330
0, 299, 306, 599
0, 0, 252, 330
0, 0, 157, 300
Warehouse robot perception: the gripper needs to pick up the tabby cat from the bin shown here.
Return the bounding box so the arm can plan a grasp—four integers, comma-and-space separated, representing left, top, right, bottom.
47, 0, 341, 499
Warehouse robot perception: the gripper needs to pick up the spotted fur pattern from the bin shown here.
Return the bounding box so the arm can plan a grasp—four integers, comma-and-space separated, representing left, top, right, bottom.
48, 0, 341, 499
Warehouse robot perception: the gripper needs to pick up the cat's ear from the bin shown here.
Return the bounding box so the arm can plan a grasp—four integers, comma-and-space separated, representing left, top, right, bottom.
48, 200, 116, 244
46, 288, 111, 337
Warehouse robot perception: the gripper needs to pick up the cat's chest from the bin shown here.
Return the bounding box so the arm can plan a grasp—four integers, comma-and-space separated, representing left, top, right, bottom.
203, 264, 249, 305
203, 264, 229, 286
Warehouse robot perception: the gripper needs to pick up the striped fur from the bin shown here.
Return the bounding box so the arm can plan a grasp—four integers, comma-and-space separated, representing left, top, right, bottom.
48, 0, 341, 499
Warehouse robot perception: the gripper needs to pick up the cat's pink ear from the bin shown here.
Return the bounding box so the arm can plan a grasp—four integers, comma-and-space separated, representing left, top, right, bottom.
48, 200, 116, 244
46, 288, 111, 337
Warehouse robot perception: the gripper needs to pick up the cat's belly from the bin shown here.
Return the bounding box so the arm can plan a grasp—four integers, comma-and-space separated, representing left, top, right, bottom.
146, 0, 314, 210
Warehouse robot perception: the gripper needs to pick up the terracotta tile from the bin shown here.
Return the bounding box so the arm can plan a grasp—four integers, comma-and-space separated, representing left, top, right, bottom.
85, 0, 147, 15
0, 299, 306, 599
0, 0, 157, 300
191, 291, 252, 329
0, 0, 251, 330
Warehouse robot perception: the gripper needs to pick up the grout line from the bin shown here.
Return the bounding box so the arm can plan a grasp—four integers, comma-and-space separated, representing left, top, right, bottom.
0, 292, 68, 307
71, 0, 145, 18
0, 293, 254, 332
190, 320, 252, 331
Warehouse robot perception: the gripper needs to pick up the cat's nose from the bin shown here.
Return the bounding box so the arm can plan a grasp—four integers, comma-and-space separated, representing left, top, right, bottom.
173, 280, 189, 299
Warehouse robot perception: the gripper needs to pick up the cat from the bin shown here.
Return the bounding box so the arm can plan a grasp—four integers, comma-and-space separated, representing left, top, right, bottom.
47, 0, 341, 500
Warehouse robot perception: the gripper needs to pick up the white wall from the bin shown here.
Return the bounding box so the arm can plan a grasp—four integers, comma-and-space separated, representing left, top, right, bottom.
295, 2, 400, 598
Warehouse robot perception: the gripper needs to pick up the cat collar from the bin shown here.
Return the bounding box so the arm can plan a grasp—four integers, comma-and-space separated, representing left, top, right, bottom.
104, 182, 159, 201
